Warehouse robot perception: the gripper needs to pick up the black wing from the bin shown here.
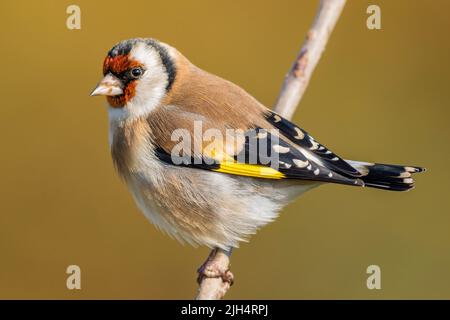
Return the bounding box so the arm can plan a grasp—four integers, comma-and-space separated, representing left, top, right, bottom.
153, 126, 364, 187
264, 110, 362, 177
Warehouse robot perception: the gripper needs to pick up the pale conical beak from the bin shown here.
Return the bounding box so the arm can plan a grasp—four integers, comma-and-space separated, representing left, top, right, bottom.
90, 73, 124, 96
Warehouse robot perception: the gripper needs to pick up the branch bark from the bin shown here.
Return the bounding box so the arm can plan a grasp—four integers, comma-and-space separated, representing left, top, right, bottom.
195, 0, 346, 300
274, 0, 347, 120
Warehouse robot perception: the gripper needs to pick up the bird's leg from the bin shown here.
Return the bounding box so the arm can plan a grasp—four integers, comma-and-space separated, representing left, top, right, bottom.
196, 247, 234, 299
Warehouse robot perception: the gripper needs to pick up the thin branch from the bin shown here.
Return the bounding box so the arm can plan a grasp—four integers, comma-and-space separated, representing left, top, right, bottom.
195, 0, 346, 300
274, 0, 347, 120
196, 248, 233, 300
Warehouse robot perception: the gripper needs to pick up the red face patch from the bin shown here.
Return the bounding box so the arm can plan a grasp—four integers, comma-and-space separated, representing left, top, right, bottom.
103, 55, 141, 76
102, 55, 142, 108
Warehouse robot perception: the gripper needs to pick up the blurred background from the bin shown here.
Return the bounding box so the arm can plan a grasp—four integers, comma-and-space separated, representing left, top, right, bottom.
0, 0, 449, 299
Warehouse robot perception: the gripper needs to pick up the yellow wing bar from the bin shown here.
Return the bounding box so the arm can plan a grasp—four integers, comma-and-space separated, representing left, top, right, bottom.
214, 162, 285, 180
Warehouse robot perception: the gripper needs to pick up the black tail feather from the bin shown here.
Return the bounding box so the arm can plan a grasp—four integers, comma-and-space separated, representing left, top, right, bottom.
346, 161, 425, 192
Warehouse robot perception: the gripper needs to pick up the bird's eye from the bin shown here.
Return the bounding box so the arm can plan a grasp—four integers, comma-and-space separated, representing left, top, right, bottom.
130, 67, 144, 78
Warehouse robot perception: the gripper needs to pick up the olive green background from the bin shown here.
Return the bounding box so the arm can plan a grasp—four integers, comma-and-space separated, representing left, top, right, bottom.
0, 0, 449, 299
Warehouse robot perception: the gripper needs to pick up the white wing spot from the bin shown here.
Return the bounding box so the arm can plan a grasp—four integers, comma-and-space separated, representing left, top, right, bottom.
328, 172, 333, 178
307, 164, 312, 170
310, 141, 320, 150
314, 168, 320, 175
273, 115, 282, 123
293, 159, 309, 168
273, 145, 290, 154
325, 150, 332, 154
331, 157, 339, 161
294, 127, 305, 140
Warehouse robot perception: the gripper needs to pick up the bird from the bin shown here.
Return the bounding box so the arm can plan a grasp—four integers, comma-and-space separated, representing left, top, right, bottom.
91, 38, 424, 282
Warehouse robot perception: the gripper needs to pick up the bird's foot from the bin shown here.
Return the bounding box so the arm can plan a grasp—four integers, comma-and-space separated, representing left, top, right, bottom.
197, 249, 234, 286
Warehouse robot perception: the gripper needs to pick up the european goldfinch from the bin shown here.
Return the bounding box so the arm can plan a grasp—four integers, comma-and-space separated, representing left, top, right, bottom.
91, 38, 424, 253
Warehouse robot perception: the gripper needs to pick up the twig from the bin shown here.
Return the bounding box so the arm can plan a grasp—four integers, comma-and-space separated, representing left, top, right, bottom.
196, 248, 233, 300
274, 0, 347, 120
195, 0, 346, 300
